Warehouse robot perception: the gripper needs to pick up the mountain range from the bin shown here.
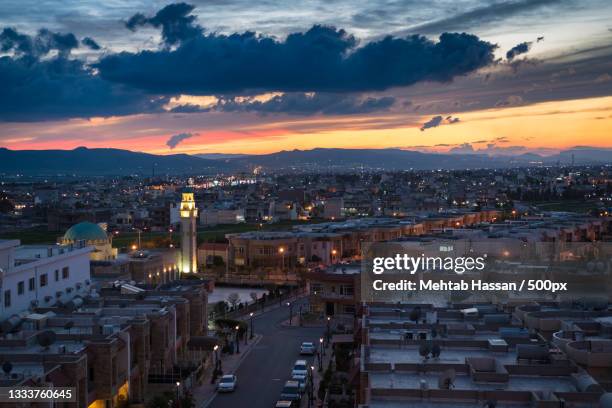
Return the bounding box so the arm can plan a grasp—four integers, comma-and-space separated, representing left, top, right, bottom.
0, 146, 610, 175
0, 147, 227, 176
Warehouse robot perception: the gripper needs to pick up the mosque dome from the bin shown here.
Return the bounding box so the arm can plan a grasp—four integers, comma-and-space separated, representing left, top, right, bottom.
63, 222, 108, 243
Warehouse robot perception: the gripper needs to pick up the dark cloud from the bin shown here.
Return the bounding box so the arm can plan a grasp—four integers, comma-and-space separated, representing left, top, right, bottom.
420, 115, 443, 131
0, 27, 78, 57
82, 37, 101, 50
420, 115, 460, 131
166, 132, 195, 149
97, 26, 496, 94
0, 28, 165, 121
402, 0, 564, 34
506, 41, 532, 60
125, 3, 203, 47
212, 93, 396, 115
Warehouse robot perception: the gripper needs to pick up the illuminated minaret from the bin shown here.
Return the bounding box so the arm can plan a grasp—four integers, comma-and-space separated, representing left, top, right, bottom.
180, 189, 198, 273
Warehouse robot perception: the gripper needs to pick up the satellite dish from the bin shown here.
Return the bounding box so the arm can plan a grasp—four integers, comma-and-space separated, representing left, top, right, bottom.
438, 368, 455, 389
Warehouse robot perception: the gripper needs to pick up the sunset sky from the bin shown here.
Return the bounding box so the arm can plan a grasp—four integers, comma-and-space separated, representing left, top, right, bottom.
1, 0, 611, 156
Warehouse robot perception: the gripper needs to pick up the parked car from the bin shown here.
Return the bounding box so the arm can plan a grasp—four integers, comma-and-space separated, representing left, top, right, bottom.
217, 374, 237, 392
275, 400, 297, 408
291, 359, 308, 381
280, 380, 301, 401
291, 375, 307, 393
300, 341, 316, 355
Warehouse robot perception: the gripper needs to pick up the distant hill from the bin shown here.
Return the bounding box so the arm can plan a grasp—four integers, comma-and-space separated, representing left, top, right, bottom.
555, 147, 612, 164
194, 153, 250, 160
2, 146, 610, 176
227, 147, 612, 170
0, 147, 231, 175
227, 148, 529, 170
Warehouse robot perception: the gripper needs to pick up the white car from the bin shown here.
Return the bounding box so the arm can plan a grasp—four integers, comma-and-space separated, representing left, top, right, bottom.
291, 360, 308, 381
217, 374, 237, 392
291, 374, 308, 393
300, 342, 315, 355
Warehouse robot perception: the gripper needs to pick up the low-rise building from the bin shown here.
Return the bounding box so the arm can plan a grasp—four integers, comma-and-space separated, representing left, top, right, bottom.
0, 239, 92, 322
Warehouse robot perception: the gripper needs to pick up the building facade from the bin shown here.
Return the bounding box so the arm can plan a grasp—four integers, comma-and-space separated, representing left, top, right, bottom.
0, 239, 92, 322
179, 191, 198, 273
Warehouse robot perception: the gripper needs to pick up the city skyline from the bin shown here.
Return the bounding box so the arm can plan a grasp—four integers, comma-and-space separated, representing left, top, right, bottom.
1, 1, 611, 155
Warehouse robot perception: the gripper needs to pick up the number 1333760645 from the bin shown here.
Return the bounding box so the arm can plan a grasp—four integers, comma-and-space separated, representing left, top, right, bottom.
2, 387, 75, 402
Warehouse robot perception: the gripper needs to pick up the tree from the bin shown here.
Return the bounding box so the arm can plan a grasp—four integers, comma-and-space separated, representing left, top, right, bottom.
419, 341, 431, 361
37, 330, 56, 350
409, 307, 422, 324
2, 361, 12, 378
227, 293, 240, 310
431, 343, 441, 359
64, 321, 74, 334
0, 195, 13, 214
214, 301, 227, 315
212, 255, 225, 267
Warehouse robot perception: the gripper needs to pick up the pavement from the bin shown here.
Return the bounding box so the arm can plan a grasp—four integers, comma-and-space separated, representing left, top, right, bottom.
195, 296, 326, 408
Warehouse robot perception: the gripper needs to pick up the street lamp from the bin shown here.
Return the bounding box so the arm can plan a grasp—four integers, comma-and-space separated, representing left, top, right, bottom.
299, 305, 303, 327
308, 365, 315, 408
175, 381, 181, 408
235, 325, 240, 354
318, 337, 323, 371
326, 316, 331, 346
211, 345, 219, 383
249, 312, 254, 339
278, 246, 285, 270
287, 302, 293, 325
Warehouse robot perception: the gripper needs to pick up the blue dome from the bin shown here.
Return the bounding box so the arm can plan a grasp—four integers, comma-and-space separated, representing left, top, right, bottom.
63, 222, 108, 242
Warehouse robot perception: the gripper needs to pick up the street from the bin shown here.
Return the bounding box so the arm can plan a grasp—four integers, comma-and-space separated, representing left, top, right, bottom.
206, 298, 324, 408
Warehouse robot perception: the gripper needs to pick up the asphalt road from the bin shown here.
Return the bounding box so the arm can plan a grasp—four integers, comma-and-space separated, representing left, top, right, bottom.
207, 299, 323, 408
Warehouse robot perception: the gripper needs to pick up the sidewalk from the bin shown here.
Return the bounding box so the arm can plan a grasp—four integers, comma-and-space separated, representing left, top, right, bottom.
193, 333, 263, 408
301, 339, 333, 408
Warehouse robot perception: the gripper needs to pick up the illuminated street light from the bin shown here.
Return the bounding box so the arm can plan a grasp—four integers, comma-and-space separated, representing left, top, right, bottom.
235, 325, 240, 353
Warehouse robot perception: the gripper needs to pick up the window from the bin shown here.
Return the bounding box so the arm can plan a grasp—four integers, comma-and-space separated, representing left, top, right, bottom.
343, 305, 356, 315
54, 269, 59, 281
17, 281, 24, 295
4, 290, 10, 308
29, 277, 35, 291
310, 283, 322, 294
40, 273, 48, 287
62, 267, 69, 279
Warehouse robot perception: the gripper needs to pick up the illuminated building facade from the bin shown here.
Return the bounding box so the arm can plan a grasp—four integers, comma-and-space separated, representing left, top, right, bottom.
180, 190, 198, 273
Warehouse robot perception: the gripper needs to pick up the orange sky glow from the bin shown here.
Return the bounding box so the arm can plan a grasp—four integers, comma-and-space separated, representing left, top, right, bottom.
2, 96, 611, 156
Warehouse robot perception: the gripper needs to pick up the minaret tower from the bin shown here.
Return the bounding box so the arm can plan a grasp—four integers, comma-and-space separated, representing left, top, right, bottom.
180, 189, 198, 274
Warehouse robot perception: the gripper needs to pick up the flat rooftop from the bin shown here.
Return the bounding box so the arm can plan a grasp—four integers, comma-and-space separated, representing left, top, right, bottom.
368, 345, 517, 365
369, 372, 577, 392
369, 399, 530, 408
